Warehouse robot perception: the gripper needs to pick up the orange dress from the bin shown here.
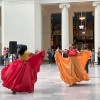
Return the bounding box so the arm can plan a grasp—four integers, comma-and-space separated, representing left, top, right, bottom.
55, 49, 91, 85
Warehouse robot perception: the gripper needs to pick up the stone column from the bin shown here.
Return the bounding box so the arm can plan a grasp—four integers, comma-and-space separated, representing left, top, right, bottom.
93, 2, 100, 62
59, 3, 70, 50
69, 11, 74, 44
42, 9, 51, 60
35, 2, 42, 51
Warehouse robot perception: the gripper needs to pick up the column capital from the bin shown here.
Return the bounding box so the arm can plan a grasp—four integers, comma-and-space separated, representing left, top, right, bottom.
93, 2, 100, 7
59, 3, 70, 9
92, 12, 94, 16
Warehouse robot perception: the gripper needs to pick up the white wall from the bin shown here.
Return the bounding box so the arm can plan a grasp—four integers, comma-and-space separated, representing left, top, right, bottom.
2, 2, 36, 52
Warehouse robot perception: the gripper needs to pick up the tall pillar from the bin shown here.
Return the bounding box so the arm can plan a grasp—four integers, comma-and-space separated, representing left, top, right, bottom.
93, 2, 100, 62
59, 4, 70, 50
42, 10, 51, 59
69, 11, 74, 44
35, 2, 42, 51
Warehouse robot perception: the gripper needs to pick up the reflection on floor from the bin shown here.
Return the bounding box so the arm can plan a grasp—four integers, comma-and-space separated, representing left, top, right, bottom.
0, 63, 100, 100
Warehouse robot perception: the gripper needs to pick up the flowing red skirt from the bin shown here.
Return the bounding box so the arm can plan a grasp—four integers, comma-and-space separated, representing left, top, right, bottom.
1, 50, 45, 92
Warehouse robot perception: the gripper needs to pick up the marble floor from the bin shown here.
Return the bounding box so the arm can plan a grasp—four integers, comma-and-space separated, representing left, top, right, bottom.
0, 63, 100, 100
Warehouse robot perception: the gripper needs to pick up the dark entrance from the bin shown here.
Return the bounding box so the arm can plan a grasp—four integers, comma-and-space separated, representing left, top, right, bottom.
51, 12, 94, 50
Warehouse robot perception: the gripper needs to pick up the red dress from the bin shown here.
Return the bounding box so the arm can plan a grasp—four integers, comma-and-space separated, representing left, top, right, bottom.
1, 50, 45, 92
67, 49, 78, 56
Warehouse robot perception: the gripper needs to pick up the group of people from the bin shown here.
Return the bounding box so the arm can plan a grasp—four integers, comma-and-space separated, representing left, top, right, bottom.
0, 43, 97, 94
88, 47, 100, 67
2, 47, 9, 65
2, 47, 19, 65
47, 49, 55, 64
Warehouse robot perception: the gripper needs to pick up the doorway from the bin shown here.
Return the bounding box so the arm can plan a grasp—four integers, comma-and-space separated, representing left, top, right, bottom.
73, 12, 94, 50
51, 13, 61, 49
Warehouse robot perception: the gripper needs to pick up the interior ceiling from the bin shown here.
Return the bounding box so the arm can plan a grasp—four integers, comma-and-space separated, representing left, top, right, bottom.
70, 1, 93, 6
43, 1, 93, 11
43, 1, 93, 6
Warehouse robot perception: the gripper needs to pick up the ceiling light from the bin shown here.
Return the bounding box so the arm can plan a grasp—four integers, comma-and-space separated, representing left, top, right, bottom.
79, 16, 85, 20
79, 25, 84, 29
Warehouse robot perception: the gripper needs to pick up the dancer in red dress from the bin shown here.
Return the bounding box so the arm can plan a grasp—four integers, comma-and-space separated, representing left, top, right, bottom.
1, 45, 45, 94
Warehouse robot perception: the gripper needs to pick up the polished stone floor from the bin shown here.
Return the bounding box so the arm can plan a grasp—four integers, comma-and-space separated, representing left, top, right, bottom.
0, 63, 100, 100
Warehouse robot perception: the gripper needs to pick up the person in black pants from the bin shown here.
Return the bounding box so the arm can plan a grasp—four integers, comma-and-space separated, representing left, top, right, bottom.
82, 43, 91, 73
97, 48, 100, 65
47, 49, 52, 64
85, 60, 90, 73
63, 49, 68, 58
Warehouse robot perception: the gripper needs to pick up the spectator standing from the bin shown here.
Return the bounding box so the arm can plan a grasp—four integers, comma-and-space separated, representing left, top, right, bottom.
97, 47, 100, 65
5, 48, 10, 65
81, 44, 91, 73
51, 49, 55, 63
3, 47, 7, 65
47, 49, 52, 64
91, 49, 95, 67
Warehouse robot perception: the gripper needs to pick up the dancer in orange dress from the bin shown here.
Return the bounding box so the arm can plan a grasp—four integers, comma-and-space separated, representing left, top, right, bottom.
55, 44, 91, 86
1, 45, 45, 94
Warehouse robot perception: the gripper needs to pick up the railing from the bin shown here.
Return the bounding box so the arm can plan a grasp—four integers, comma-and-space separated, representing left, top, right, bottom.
0, 57, 16, 66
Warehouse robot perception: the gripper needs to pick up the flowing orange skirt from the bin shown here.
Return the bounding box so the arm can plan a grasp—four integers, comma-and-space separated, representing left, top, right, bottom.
55, 50, 91, 85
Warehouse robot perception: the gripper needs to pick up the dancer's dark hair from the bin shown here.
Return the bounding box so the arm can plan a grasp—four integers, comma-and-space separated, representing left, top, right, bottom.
18, 45, 27, 55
